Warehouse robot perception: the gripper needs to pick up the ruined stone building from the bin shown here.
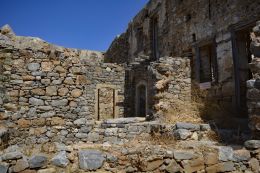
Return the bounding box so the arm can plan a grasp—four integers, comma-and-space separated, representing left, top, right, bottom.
0, 0, 259, 145
106, 0, 260, 119
0, 0, 260, 172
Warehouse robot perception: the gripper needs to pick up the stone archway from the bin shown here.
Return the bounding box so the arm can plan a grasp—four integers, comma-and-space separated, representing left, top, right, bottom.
135, 82, 147, 117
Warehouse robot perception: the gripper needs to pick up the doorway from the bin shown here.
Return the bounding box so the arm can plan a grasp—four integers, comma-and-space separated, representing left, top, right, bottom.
232, 23, 254, 117
136, 83, 147, 117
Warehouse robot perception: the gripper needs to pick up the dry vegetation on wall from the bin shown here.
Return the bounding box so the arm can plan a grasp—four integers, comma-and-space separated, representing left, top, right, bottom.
155, 86, 226, 124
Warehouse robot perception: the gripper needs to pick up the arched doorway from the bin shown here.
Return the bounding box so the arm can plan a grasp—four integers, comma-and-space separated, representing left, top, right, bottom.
136, 83, 147, 117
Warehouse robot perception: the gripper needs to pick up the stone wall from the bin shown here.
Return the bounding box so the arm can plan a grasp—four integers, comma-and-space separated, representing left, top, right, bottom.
248, 21, 260, 139
0, 25, 126, 145
0, 118, 259, 172
123, 56, 191, 118
105, 0, 260, 117
104, 32, 129, 64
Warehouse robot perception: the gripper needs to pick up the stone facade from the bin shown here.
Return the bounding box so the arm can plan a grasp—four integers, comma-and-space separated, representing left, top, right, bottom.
106, 0, 260, 118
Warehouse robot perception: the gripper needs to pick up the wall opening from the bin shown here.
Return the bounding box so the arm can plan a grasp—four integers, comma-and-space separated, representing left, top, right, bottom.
95, 84, 119, 120
199, 43, 217, 84
195, 41, 217, 88
233, 25, 254, 117
151, 16, 159, 60
136, 83, 147, 117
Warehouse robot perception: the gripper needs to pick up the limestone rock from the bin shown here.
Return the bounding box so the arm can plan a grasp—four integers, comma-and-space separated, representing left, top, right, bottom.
37, 168, 56, 173
248, 158, 260, 172
28, 155, 47, 169
71, 89, 82, 97
46, 86, 57, 96
165, 159, 182, 173
17, 118, 31, 128
2, 151, 23, 161
233, 149, 251, 161
41, 62, 53, 72
13, 159, 29, 172
51, 151, 69, 168
27, 63, 40, 71
31, 88, 45, 96
51, 99, 68, 107
244, 140, 260, 149
0, 163, 9, 173
173, 129, 191, 140
204, 152, 218, 165
29, 98, 44, 106
58, 88, 69, 96
75, 133, 88, 139
217, 146, 234, 161
176, 122, 200, 131
142, 159, 163, 171
73, 118, 86, 126
64, 77, 74, 85
78, 150, 105, 171
173, 150, 196, 160
206, 161, 235, 173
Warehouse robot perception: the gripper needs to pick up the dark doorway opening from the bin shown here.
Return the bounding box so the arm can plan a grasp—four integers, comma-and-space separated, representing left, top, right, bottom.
136, 84, 147, 117
233, 24, 254, 117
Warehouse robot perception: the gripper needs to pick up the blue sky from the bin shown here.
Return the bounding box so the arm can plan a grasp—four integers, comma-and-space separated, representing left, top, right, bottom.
0, 0, 148, 51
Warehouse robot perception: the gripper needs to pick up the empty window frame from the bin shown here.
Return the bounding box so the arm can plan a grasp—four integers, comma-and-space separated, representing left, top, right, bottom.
197, 43, 218, 83
136, 27, 144, 53
151, 16, 159, 60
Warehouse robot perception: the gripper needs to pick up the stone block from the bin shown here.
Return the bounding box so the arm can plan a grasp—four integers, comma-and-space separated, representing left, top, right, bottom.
71, 89, 82, 97
29, 98, 44, 106
27, 63, 40, 71
173, 150, 196, 160
51, 151, 69, 168
46, 86, 57, 96
176, 122, 200, 131
78, 150, 105, 171
28, 155, 47, 169
244, 140, 260, 149
173, 129, 191, 140
31, 88, 45, 96
17, 118, 31, 128
13, 159, 29, 172
2, 151, 23, 161
41, 62, 53, 72
51, 99, 68, 107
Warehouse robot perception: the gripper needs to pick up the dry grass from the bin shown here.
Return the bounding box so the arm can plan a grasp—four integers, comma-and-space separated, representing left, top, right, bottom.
155, 87, 226, 124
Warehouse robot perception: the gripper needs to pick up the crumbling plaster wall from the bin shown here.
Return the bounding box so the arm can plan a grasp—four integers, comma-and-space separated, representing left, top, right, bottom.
0, 26, 126, 145
105, 0, 260, 116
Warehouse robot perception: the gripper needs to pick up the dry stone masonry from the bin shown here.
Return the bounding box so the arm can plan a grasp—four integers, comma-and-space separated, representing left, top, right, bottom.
248, 21, 260, 139
0, 0, 260, 172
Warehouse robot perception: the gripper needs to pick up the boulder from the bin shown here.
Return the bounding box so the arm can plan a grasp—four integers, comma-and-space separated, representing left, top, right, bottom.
78, 150, 105, 171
